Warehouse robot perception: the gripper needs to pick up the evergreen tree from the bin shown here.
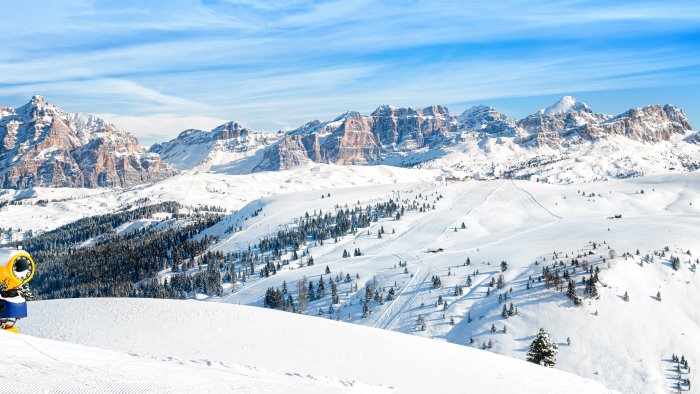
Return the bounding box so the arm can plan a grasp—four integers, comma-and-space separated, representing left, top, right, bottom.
526, 328, 558, 367
567, 279, 581, 306
497, 274, 505, 289
331, 281, 339, 304
307, 281, 316, 301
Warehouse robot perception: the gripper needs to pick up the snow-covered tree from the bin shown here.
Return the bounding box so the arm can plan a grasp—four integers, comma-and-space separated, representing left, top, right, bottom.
526, 328, 559, 367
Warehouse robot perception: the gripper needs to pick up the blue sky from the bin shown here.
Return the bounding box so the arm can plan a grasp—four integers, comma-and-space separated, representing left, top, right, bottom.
1, 0, 699, 144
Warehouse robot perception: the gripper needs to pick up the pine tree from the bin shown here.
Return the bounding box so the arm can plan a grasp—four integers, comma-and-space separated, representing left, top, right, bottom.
307, 281, 316, 301
567, 279, 581, 306
526, 328, 558, 367
362, 301, 370, 318
490, 324, 496, 334
501, 304, 508, 318
623, 291, 629, 302
497, 274, 505, 289
500, 261, 508, 272
656, 291, 661, 301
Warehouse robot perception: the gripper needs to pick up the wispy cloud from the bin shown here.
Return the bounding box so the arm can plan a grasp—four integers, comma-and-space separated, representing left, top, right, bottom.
1, 0, 699, 143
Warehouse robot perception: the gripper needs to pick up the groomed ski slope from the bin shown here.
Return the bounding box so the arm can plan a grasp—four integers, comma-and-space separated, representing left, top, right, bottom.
19, 298, 612, 393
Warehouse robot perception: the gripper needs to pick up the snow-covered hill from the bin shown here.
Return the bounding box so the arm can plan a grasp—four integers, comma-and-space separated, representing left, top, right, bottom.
2, 162, 698, 393
0, 164, 444, 238
1, 329, 380, 393
18, 298, 611, 393
113, 171, 696, 393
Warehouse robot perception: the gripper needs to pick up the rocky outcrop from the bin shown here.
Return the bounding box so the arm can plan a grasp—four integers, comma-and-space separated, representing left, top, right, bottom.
149, 121, 280, 172
253, 135, 310, 171
583, 104, 692, 142
515, 99, 690, 148
0, 96, 174, 189
252, 104, 458, 170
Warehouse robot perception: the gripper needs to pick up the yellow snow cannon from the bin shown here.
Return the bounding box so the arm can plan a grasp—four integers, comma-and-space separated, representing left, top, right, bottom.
0, 248, 35, 333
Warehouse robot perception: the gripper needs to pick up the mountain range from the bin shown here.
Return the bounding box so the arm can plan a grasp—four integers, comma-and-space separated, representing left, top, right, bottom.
0, 96, 173, 189
1, 95, 697, 188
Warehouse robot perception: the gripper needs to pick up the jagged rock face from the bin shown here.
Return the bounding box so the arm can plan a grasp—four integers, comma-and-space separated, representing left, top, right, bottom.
0, 96, 174, 189
582, 104, 692, 142
149, 121, 279, 171
514, 100, 693, 148
324, 113, 380, 165
258, 105, 457, 169
370, 105, 454, 148
253, 135, 309, 171
252, 105, 457, 171
458, 105, 521, 137
246, 97, 695, 172
458, 105, 511, 130
517, 110, 607, 148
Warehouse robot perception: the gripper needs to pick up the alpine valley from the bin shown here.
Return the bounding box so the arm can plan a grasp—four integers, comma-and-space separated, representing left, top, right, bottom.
1, 95, 699, 393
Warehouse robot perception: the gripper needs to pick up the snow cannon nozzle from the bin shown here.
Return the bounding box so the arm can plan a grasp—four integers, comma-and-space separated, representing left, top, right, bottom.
0, 248, 36, 333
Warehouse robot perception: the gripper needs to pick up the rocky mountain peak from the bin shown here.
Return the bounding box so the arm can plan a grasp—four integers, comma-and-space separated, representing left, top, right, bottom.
457, 105, 512, 130
540, 96, 591, 116
0, 96, 173, 189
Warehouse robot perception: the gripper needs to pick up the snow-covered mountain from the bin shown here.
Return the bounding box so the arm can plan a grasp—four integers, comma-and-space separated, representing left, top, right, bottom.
252, 105, 459, 171
17, 298, 611, 393
149, 121, 280, 173
0, 96, 174, 188
149, 96, 697, 182
6, 95, 696, 187
539, 95, 591, 115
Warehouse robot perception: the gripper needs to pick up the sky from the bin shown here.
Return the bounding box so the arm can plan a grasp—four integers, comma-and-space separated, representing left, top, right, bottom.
1, 0, 699, 145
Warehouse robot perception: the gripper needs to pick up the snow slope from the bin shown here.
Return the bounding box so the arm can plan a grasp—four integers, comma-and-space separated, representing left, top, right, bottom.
0, 163, 443, 241
20, 298, 611, 393
0, 330, 380, 393
195, 172, 698, 393
3, 164, 699, 393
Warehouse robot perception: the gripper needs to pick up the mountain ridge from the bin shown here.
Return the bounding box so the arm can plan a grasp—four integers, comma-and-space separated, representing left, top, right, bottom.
150, 96, 697, 181
0, 96, 174, 189
2, 95, 697, 189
